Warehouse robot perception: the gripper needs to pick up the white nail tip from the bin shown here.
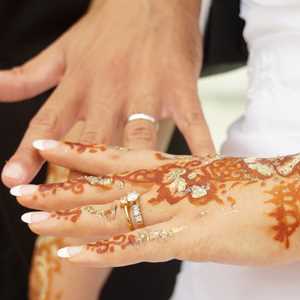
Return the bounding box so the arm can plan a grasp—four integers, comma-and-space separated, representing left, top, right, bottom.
21, 212, 32, 224
10, 184, 37, 197
21, 212, 50, 224
57, 247, 82, 258
10, 186, 23, 197
32, 139, 59, 151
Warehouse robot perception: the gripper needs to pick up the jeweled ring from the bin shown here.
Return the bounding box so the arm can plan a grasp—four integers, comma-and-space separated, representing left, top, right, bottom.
127, 113, 158, 128
120, 191, 145, 231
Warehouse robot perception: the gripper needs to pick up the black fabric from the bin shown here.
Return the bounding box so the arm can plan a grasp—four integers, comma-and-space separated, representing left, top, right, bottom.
0, 0, 246, 299
203, 0, 248, 75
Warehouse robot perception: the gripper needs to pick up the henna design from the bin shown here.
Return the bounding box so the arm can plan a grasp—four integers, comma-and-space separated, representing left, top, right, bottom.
83, 204, 118, 222
86, 228, 183, 255
30, 237, 64, 300
37, 146, 300, 249
51, 208, 82, 223
134, 227, 183, 246
65, 142, 107, 153
86, 234, 136, 254
39, 178, 86, 195
265, 180, 300, 248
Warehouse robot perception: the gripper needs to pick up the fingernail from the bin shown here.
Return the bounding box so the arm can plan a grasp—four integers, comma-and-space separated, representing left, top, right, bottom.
32, 139, 59, 151
2, 162, 26, 181
10, 184, 38, 197
21, 212, 50, 224
57, 246, 83, 258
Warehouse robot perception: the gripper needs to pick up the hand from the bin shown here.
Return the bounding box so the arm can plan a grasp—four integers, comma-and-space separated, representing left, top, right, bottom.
11, 141, 300, 267
1, 0, 214, 188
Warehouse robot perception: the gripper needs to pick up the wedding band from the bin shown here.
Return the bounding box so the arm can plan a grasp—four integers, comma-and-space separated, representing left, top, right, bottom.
127, 113, 157, 124
120, 191, 145, 231
131, 198, 144, 229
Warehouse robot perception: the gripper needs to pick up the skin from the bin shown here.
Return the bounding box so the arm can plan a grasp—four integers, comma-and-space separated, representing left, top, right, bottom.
0, 0, 214, 188
29, 125, 111, 300
12, 141, 300, 268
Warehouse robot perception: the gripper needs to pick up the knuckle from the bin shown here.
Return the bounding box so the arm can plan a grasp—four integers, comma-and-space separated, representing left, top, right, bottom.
80, 130, 99, 144
29, 110, 59, 133
11, 65, 30, 95
126, 122, 155, 143
11, 65, 26, 77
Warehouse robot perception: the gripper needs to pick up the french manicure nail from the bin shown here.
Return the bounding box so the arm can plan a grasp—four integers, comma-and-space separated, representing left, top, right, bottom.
32, 139, 59, 151
21, 212, 50, 224
2, 162, 26, 181
10, 184, 38, 197
57, 246, 83, 258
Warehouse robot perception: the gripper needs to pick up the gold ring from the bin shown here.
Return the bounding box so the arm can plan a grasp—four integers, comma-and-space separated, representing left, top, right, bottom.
120, 192, 145, 231
120, 196, 134, 231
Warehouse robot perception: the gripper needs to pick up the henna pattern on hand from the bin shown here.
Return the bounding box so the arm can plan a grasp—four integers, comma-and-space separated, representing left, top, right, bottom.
265, 180, 300, 248
39, 179, 86, 195
83, 204, 118, 222
38, 144, 300, 248
85, 228, 183, 255
51, 208, 82, 223
30, 237, 64, 300
65, 142, 107, 153
86, 234, 136, 254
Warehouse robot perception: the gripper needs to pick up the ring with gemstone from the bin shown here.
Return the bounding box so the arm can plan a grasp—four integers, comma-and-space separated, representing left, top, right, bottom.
129, 193, 144, 229
120, 191, 145, 231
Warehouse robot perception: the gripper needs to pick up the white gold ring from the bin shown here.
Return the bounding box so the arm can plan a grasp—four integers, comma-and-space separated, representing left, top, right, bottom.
127, 113, 157, 124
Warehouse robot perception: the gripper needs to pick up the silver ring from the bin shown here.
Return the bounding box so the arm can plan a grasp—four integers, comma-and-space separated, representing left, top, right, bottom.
127, 113, 157, 124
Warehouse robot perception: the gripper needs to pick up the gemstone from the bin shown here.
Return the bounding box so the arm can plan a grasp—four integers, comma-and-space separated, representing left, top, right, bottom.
135, 216, 143, 223
127, 191, 140, 203
132, 205, 141, 216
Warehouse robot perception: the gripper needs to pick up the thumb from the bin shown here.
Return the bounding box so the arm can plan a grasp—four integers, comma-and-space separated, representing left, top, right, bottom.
0, 43, 65, 102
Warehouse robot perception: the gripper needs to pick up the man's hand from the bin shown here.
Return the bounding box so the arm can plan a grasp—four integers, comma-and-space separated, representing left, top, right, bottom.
1, 0, 214, 187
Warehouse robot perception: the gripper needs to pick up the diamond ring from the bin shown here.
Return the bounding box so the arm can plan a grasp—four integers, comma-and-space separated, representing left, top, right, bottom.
120, 191, 145, 231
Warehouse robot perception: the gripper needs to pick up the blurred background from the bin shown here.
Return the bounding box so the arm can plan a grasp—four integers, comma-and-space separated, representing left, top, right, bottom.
199, 67, 247, 151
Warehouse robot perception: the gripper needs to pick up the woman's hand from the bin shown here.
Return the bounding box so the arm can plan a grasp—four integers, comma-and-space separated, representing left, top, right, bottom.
1, 0, 214, 188
12, 141, 300, 267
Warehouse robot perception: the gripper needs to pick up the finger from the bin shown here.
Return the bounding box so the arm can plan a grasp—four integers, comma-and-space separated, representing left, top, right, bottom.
123, 119, 158, 150
30, 141, 170, 175
172, 93, 215, 156
79, 93, 122, 145
57, 221, 184, 268
124, 96, 160, 150
22, 193, 177, 239
13, 177, 146, 211
0, 44, 65, 102
1, 80, 80, 187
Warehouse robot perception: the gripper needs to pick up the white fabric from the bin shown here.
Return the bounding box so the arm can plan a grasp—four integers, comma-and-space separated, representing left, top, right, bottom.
171, 1, 300, 299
